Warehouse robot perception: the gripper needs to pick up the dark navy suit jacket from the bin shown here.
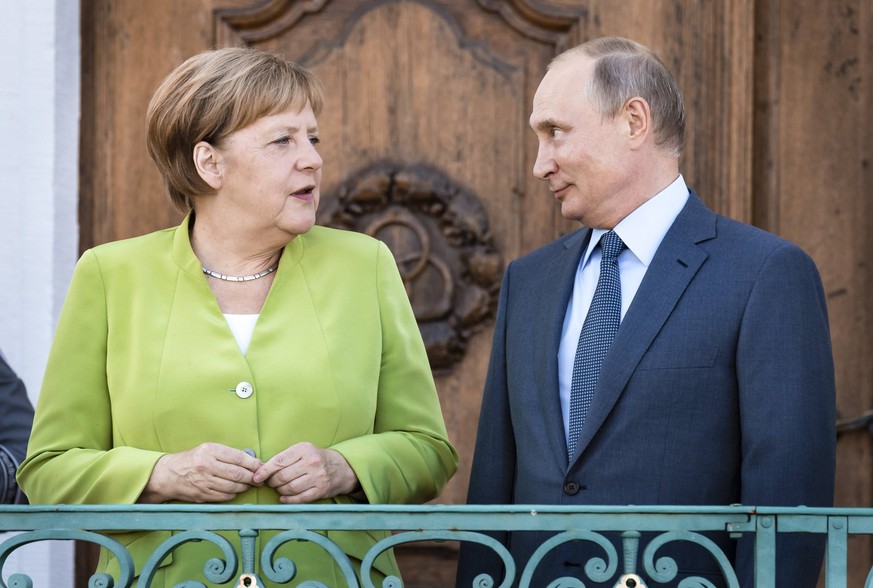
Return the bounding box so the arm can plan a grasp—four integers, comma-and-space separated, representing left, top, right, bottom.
457, 192, 836, 587
0, 352, 34, 504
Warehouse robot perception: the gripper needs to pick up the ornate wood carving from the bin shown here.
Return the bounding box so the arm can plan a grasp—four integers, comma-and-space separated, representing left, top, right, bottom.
213, 0, 328, 44
326, 163, 503, 373
475, 0, 583, 49
215, 0, 582, 48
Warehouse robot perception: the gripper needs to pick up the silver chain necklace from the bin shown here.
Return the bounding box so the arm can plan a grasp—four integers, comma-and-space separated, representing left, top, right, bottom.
202, 265, 277, 282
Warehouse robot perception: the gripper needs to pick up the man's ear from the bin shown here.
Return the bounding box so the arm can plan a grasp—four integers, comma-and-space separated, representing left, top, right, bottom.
624, 96, 652, 149
193, 141, 222, 190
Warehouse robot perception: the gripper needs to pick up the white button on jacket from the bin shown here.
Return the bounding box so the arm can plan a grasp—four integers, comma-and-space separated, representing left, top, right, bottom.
235, 381, 253, 399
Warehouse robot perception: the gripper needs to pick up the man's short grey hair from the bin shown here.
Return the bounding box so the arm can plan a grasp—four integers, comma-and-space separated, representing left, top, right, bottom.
552, 37, 685, 156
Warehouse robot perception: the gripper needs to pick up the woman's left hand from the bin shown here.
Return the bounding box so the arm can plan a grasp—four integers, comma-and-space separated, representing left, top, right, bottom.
253, 442, 360, 504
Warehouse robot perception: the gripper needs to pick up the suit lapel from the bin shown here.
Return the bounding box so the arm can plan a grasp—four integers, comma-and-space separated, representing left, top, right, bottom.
570, 194, 717, 463
537, 228, 591, 469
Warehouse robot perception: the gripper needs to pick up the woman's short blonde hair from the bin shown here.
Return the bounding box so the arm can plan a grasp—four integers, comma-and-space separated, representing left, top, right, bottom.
146, 47, 324, 211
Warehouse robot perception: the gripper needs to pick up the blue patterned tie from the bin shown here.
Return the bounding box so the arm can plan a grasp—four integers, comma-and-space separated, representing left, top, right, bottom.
567, 230, 625, 461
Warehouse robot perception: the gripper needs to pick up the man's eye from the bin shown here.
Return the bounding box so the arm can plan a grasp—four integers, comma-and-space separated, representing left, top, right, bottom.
309, 136, 320, 146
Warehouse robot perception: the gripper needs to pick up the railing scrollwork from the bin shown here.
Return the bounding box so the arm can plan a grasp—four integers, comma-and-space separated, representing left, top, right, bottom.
0, 529, 134, 588
260, 528, 359, 587
138, 529, 238, 587
1, 505, 872, 587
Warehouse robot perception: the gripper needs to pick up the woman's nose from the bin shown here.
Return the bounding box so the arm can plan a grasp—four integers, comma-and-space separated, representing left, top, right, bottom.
298, 141, 323, 171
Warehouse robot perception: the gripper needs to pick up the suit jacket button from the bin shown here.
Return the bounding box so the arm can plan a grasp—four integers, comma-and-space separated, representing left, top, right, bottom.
235, 381, 254, 399
563, 481, 580, 495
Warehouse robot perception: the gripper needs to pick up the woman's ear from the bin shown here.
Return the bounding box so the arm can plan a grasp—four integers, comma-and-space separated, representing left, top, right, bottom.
624, 96, 651, 150
193, 141, 222, 190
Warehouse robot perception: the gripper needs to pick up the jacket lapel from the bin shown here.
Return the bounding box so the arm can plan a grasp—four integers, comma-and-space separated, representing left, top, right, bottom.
537, 228, 591, 468
570, 193, 717, 463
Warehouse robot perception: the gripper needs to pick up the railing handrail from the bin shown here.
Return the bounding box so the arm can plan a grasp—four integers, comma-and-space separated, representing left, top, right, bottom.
0, 503, 869, 528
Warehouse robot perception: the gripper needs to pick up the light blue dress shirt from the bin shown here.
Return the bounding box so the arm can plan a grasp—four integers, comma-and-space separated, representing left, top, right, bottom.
558, 175, 690, 442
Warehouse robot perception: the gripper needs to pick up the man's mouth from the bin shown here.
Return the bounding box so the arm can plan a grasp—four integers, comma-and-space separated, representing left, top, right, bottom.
552, 184, 569, 198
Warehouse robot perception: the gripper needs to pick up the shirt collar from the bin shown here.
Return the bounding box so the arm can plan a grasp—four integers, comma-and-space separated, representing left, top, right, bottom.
581, 174, 689, 268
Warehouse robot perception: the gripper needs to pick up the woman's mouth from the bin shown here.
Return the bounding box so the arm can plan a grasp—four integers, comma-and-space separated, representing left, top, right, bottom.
290, 185, 316, 202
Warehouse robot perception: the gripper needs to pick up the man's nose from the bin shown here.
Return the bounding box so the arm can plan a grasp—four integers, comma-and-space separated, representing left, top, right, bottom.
532, 144, 556, 180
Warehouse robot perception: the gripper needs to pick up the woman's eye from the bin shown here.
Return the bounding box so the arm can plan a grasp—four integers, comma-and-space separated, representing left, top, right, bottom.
309, 136, 320, 146
275, 136, 291, 145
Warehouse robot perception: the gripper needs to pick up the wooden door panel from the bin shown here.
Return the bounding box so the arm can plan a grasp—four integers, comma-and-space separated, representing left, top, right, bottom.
753, 0, 873, 578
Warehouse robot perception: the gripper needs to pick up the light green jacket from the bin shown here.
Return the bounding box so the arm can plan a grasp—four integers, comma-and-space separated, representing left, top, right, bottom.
18, 216, 458, 586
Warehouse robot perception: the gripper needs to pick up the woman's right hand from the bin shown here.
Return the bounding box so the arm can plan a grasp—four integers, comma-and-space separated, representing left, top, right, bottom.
138, 442, 263, 504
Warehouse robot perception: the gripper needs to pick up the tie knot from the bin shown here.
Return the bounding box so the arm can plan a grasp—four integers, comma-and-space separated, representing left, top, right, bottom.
600, 231, 624, 261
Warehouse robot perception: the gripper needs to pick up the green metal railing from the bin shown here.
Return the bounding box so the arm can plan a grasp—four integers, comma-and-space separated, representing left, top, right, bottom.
1, 504, 871, 587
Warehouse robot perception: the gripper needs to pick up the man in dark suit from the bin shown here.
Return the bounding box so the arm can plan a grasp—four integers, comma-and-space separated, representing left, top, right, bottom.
0, 349, 34, 504
457, 37, 835, 587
